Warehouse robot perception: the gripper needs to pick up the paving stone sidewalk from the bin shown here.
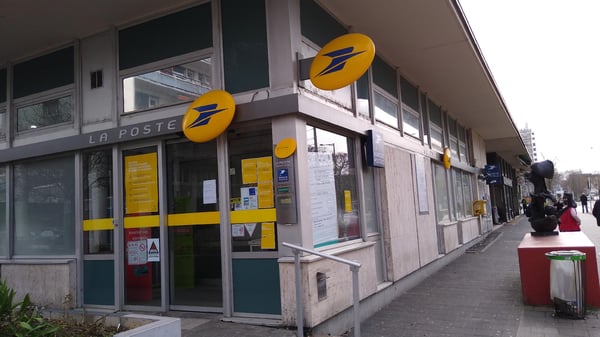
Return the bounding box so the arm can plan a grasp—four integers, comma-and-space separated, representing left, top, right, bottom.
180, 214, 600, 337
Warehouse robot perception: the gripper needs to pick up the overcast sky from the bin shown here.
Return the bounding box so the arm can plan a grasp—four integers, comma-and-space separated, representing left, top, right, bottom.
459, 0, 600, 173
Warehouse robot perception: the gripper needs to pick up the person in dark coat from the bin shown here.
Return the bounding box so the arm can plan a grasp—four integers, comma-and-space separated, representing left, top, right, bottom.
580, 194, 589, 213
593, 199, 600, 226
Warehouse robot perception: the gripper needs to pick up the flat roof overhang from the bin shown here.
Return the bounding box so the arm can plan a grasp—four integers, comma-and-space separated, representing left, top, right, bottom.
0, 0, 530, 168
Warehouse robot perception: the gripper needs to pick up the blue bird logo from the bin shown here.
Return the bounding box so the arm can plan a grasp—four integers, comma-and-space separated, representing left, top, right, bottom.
315, 46, 366, 77
187, 103, 227, 129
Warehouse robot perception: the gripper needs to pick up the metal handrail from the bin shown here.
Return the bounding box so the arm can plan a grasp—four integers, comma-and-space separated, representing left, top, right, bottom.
282, 242, 362, 337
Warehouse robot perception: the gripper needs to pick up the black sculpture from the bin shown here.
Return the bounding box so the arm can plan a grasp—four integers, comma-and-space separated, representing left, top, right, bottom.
524, 160, 562, 234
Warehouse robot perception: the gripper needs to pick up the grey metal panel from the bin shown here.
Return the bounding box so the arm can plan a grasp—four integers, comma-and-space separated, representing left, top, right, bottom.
0, 116, 182, 163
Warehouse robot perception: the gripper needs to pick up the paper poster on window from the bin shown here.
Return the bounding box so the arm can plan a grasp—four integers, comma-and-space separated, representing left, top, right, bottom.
241, 158, 257, 184
244, 223, 257, 237
124, 153, 158, 214
203, 179, 217, 204
258, 180, 274, 208
261, 222, 276, 249
308, 152, 338, 246
147, 238, 160, 262
127, 240, 148, 265
232, 224, 245, 237
240, 187, 258, 210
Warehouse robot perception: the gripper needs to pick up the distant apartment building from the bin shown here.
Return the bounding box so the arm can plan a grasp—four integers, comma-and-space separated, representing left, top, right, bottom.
520, 126, 537, 162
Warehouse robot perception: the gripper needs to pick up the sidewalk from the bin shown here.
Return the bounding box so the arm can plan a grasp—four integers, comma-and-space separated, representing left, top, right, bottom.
180, 214, 600, 337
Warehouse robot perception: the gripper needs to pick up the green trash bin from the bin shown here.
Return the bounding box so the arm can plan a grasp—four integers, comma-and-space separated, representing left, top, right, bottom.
545, 250, 586, 319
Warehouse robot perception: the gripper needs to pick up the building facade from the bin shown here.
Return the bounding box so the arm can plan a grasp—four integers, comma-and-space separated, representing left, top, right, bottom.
0, 0, 530, 332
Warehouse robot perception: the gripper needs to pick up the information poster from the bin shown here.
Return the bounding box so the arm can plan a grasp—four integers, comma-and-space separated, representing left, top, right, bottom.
257, 156, 274, 208
261, 222, 276, 249
241, 158, 258, 184
240, 187, 258, 210
124, 153, 158, 214
308, 152, 338, 246
203, 179, 217, 204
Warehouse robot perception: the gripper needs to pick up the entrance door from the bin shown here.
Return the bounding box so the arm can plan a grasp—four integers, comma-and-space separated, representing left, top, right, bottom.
165, 140, 222, 310
122, 146, 162, 307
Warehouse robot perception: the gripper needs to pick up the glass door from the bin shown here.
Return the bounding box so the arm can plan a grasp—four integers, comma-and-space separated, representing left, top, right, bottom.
83, 148, 116, 307
165, 140, 222, 310
122, 146, 162, 307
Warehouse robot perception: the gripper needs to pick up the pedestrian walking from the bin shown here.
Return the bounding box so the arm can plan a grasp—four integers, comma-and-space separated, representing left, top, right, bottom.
580, 193, 589, 213
593, 199, 600, 226
559, 193, 581, 232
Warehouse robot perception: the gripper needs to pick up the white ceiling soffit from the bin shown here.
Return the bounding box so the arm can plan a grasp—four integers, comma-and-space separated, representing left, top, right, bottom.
317, 0, 530, 168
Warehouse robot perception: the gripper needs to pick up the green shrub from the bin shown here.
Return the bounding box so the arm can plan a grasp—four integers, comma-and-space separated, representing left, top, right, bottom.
0, 279, 58, 337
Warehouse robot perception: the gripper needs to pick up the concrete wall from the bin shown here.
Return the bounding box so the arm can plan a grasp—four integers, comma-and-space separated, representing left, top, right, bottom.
460, 217, 481, 243
279, 242, 377, 327
1, 261, 76, 307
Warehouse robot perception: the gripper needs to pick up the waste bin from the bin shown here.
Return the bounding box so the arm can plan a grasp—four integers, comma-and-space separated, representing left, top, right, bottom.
545, 250, 586, 319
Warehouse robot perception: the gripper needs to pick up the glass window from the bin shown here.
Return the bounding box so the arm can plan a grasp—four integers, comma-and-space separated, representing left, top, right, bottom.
307, 126, 359, 247
453, 169, 465, 219
402, 105, 420, 138
83, 149, 113, 254
431, 125, 443, 151
222, 0, 269, 94
300, 0, 347, 47
118, 4, 212, 70
13, 47, 74, 99
372, 56, 397, 97
356, 73, 371, 120
0, 108, 5, 141
429, 100, 443, 151
123, 58, 212, 113
421, 93, 429, 146
0, 167, 5, 256
463, 171, 473, 216
458, 125, 468, 162
0, 68, 6, 103
14, 156, 75, 255
374, 90, 398, 128
400, 76, 419, 111
433, 163, 450, 222
17, 95, 73, 132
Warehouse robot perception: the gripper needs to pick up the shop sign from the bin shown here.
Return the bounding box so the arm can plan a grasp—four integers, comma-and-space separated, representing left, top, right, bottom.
88, 118, 179, 145
310, 33, 375, 90
182, 90, 236, 143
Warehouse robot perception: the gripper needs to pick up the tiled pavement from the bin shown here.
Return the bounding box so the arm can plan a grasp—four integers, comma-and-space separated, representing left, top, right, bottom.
179, 213, 600, 337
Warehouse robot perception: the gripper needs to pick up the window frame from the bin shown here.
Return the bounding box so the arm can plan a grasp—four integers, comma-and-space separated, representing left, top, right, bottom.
118, 50, 214, 115
13, 85, 75, 134
373, 86, 399, 129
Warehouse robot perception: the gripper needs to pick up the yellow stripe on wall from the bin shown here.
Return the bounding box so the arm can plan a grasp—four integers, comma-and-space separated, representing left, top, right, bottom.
83, 218, 114, 231
231, 208, 276, 223
124, 215, 160, 229
167, 212, 221, 226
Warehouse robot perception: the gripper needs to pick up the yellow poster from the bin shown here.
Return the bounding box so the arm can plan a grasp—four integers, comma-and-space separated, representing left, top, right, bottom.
125, 153, 158, 214
258, 180, 274, 208
344, 190, 352, 212
241, 158, 257, 184
257, 156, 274, 208
261, 222, 276, 249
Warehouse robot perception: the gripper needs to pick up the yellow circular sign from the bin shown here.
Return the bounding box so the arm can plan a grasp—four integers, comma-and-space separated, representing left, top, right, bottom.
310, 33, 376, 91
182, 90, 236, 143
274, 138, 297, 158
